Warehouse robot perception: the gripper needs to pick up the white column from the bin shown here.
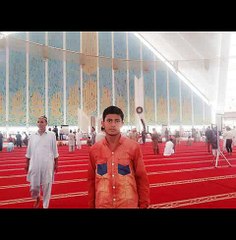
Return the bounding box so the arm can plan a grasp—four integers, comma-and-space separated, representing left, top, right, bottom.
167, 67, 170, 127
179, 78, 182, 129
216, 33, 231, 114
80, 32, 83, 111
126, 32, 130, 124
203, 101, 205, 124
5, 37, 9, 134
154, 57, 157, 122
63, 32, 66, 125
134, 42, 144, 131
26, 32, 29, 128
191, 91, 194, 127
111, 32, 115, 105
96, 32, 100, 118
45, 32, 48, 118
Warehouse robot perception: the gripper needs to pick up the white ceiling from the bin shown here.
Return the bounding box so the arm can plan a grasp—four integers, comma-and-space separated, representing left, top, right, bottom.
138, 32, 232, 112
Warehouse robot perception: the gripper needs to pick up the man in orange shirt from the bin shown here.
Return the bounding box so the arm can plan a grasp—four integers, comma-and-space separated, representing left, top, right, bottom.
88, 106, 150, 208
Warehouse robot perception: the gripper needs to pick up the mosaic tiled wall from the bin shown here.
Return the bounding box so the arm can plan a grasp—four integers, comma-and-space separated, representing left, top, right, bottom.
169, 71, 180, 125
181, 81, 192, 125
47, 32, 64, 126
8, 50, 26, 126
156, 63, 168, 125
193, 92, 204, 125
28, 55, 45, 125
128, 33, 141, 126
114, 32, 128, 124
66, 32, 81, 126
82, 32, 97, 117
0, 49, 6, 125
98, 32, 112, 116
142, 45, 155, 125
204, 102, 212, 125
0, 32, 211, 128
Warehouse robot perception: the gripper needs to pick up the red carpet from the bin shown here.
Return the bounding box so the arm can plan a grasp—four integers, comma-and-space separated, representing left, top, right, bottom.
0, 141, 236, 208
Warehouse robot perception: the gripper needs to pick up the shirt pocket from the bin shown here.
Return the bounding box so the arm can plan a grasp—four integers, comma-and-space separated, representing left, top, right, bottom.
118, 163, 131, 176
118, 156, 131, 176
97, 159, 108, 176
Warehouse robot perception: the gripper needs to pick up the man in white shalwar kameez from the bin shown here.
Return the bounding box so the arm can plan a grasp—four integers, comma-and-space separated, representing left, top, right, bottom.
68, 130, 76, 152
25, 115, 59, 208
163, 138, 175, 157
75, 129, 82, 149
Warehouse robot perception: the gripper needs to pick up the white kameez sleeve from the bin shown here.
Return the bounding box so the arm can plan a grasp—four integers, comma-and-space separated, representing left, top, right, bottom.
51, 134, 59, 158
25, 135, 32, 159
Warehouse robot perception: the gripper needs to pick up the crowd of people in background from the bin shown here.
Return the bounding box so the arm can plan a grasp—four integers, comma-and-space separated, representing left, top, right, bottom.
1, 121, 236, 159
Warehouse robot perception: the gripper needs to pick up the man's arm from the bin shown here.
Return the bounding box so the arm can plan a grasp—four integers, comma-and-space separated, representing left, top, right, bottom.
88, 150, 96, 208
133, 145, 150, 208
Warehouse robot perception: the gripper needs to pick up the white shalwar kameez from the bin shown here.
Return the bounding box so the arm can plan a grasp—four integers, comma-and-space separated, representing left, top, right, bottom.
26, 131, 59, 208
163, 140, 175, 156
76, 132, 82, 149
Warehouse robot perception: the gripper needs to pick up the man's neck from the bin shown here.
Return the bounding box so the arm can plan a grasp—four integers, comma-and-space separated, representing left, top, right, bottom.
38, 129, 46, 135
105, 133, 121, 151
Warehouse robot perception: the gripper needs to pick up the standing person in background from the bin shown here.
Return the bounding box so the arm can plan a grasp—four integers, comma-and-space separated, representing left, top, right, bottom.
205, 126, 213, 153
141, 129, 146, 144
164, 127, 169, 142
15, 132, 22, 148
174, 130, 180, 145
25, 115, 59, 209
0, 131, 3, 151
223, 126, 234, 156
210, 129, 218, 161
68, 129, 76, 152
59, 127, 64, 140
23, 132, 29, 146
128, 128, 139, 142
75, 129, 82, 149
150, 128, 160, 155
53, 125, 59, 141
90, 127, 96, 145
88, 105, 150, 208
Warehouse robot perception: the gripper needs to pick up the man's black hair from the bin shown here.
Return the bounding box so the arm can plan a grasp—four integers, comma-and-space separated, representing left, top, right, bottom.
102, 106, 124, 121
39, 115, 48, 123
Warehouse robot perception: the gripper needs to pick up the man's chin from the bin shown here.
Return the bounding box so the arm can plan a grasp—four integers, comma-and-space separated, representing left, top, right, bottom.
107, 132, 119, 136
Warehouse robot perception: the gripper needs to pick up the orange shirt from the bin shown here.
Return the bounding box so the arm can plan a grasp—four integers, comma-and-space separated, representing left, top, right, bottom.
88, 136, 150, 208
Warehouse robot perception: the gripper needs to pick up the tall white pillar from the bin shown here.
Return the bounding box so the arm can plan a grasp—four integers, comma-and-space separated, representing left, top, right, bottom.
216, 33, 231, 115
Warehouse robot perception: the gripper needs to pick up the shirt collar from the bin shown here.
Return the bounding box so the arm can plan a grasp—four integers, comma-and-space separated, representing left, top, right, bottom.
102, 134, 126, 146
35, 130, 48, 135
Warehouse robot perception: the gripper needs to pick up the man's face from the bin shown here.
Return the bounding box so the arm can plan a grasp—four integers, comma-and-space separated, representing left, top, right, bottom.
37, 117, 47, 131
102, 114, 123, 136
